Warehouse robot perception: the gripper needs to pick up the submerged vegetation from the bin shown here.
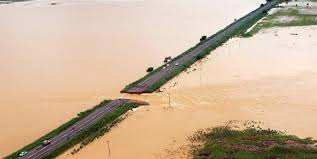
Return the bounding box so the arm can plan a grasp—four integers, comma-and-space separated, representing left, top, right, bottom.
5, 100, 145, 159
189, 122, 317, 159
245, 0, 317, 36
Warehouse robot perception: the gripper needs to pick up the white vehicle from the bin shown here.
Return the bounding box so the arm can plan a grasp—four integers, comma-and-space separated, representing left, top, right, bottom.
43, 140, 51, 146
163, 66, 166, 69
166, 64, 170, 66
175, 63, 179, 66
19, 151, 28, 157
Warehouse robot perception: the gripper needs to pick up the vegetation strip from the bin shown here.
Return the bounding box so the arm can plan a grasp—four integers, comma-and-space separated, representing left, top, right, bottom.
121, 0, 286, 94
5, 99, 147, 159
41, 101, 142, 159
189, 122, 317, 159
245, 0, 317, 37
0, 0, 30, 4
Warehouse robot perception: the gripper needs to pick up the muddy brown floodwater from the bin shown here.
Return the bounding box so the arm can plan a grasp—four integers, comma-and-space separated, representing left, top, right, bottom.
1, 0, 316, 158
58, 26, 317, 159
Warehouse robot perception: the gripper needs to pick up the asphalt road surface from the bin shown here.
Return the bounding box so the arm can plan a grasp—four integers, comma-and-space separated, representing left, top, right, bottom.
18, 99, 129, 159
125, 0, 282, 94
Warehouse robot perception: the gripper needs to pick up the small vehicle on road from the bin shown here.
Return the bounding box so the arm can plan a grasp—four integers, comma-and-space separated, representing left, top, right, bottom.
19, 151, 28, 157
175, 63, 179, 66
42, 140, 51, 146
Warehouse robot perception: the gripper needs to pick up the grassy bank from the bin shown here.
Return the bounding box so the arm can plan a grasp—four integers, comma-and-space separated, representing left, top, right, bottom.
121, 0, 283, 93
0, 0, 29, 4
41, 102, 141, 159
245, 0, 317, 36
5, 100, 144, 159
189, 124, 317, 159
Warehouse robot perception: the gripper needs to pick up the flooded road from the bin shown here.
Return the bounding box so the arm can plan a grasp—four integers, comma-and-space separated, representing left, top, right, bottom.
58, 26, 317, 159
1, 0, 317, 158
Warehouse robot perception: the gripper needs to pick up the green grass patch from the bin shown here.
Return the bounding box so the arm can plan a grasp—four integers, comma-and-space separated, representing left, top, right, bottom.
305, 0, 317, 2
0, 0, 30, 4
189, 124, 317, 159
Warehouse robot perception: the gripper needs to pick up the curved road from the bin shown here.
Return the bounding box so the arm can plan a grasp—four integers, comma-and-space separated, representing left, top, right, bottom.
125, 0, 283, 94
18, 99, 129, 159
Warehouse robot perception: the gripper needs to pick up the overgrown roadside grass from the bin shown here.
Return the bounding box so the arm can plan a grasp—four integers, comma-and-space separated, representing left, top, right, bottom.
306, 0, 317, 2
0, 0, 30, 4
245, 0, 317, 36
4, 100, 111, 159
189, 122, 317, 159
41, 101, 144, 159
4, 100, 147, 159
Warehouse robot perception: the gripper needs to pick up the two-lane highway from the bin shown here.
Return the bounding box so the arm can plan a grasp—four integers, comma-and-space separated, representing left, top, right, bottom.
125, 0, 283, 94
18, 99, 129, 159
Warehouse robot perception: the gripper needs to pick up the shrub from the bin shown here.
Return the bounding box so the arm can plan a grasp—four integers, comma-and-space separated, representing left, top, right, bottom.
200, 36, 207, 42
146, 67, 154, 73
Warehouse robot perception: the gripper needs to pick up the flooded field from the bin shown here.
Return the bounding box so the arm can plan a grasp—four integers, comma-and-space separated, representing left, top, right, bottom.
1, 0, 317, 158
0, 0, 265, 157
57, 26, 317, 159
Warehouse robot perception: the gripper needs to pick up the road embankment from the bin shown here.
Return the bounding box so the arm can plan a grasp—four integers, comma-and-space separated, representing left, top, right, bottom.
121, 0, 285, 94
5, 99, 148, 159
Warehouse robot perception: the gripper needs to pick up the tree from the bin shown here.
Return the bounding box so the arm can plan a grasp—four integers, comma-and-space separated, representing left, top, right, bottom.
146, 67, 154, 73
200, 36, 207, 42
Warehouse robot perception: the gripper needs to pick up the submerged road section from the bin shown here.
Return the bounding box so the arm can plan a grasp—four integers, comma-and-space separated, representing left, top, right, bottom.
123, 0, 284, 94
17, 99, 130, 159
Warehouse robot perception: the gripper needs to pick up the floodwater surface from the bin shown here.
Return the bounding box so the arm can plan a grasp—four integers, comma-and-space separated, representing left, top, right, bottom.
58, 26, 317, 159
1, 0, 317, 158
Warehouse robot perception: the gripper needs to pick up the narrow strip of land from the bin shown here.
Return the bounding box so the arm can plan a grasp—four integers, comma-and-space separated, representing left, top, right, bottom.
12, 99, 141, 159
122, 0, 284, 94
